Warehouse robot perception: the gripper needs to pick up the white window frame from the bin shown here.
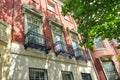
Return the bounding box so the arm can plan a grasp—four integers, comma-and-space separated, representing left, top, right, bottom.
29, 68, 48, 80
22, 5, 43, 35
24, 13, 42, 34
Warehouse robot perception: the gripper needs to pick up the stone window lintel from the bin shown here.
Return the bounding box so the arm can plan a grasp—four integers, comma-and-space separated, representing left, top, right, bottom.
22, 4, 43, 18
48, 18, 64, 28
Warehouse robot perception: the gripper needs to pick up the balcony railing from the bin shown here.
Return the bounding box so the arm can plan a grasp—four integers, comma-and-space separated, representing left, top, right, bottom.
24, 31, 51, 54
74, 48, 90, 61
54, 41, 74, 58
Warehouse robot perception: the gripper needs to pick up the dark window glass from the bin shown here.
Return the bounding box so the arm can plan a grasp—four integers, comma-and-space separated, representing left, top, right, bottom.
81, 73, 92, 80
62, 71, 74, 80
29, 68, 47, 80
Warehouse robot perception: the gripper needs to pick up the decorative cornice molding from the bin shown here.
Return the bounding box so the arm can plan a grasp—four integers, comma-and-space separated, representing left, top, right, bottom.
67, 26, 78, 35
48, 17, 64, 28
22, 4, 43, 18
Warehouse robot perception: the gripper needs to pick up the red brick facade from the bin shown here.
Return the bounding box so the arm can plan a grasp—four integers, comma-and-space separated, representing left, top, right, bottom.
0, 0, 120, 80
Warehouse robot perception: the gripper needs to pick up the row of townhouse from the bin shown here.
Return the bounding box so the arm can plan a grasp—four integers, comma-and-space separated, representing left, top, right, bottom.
0, 0, 98, 80
0, 0, 120, 80
92, 38, 120, 80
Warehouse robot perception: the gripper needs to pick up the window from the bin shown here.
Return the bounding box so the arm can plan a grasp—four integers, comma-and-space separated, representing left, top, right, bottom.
48, 18, 71, 56
70, 32, 84, 56
70, 33, 79, 49
62, 71, 74, 80
52, 26, 63, 42
81, 73, 92, 80
25, 14, 41, 33
25, 14, 43, 44
94, 38, 105, 49
23, 5, 43, 44
65, 15, 70, 21
102, 60, 119, 80
29, 68, 48, 80
52, 26, 67, 51
48, 3, 55, 12
23, 5, 51, 53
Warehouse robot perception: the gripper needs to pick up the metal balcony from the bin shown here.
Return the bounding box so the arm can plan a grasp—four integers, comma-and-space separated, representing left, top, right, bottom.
24, 31, 51, 54
54, 41, 74, 58
74, 48, 90, 61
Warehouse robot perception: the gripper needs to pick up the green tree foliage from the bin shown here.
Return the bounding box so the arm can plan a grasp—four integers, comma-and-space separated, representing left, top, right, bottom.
62, 0, 120, 51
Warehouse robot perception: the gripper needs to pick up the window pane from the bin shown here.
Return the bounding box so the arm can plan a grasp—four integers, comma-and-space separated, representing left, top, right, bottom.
62, 71, 73, 80
95, 41, 105, 48
81, 73, 92, 80
94, 38, 105, 49
71, 33, 79, 49
53, 27, 63, 42
27, 15, 41, 44
102, 61, 119, 80
54, 35, 61, 42
48, 4, 54, 12
29, 68, 47, 80
72, 41, 78, 49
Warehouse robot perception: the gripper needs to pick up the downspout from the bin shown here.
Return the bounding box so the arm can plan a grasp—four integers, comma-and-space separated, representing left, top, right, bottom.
7, 0, 14, 79
11, 0, 14, 44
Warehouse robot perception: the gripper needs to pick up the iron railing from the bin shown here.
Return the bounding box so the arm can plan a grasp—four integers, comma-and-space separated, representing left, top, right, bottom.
24, 31, 51, 54
54, 41, 74, 58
